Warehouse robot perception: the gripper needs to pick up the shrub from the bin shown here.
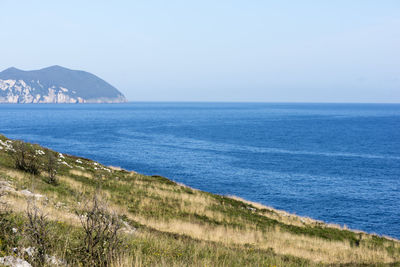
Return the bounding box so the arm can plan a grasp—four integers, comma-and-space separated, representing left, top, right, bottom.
44, 150, 58, 185
76, 194, 123, 266
25, 200, 51, 266
11, 141, 40, 175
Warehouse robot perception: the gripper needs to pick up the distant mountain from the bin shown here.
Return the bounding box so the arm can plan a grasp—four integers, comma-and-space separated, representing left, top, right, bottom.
0, 65, 127, 103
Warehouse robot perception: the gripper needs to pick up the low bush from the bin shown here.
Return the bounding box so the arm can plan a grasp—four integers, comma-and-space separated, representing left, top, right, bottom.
44, 149, 58, 185
75, 193, 123, 266
25, 200, 51, 266
11, 141, 40, 175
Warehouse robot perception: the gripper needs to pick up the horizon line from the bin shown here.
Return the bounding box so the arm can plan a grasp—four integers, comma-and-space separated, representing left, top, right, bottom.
124, 100, 400, 105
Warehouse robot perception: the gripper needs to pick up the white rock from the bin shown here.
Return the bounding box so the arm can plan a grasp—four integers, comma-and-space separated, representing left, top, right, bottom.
0, 181, 15, 193
19, 190, 44, 199
61, 161, 72, 168
0, 256, 32, 267
0, 140, 14, 151
22, 247, 35, 258
35, 150, 45, 155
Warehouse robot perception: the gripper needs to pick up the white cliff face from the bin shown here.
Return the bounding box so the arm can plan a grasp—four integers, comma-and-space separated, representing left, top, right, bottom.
0, 79, 16, 90
0, 79, 123, 104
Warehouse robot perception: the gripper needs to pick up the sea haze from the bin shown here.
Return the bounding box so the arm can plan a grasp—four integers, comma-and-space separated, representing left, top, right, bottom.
0, 102, 399, 238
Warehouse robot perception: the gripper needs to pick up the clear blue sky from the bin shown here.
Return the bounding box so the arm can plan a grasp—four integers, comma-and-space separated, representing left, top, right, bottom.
1, 0, 399, 102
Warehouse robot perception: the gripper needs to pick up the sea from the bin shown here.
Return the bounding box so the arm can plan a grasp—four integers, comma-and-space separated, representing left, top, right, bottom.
0, 102, 399, 238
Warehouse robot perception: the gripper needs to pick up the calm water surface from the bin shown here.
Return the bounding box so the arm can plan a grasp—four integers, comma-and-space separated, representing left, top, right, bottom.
0, 102, 399, 238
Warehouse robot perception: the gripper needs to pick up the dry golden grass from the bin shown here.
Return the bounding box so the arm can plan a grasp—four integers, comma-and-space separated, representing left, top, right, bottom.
144, 187, 216, 213
69, 169, 93, 179
3, 193, 81, 226
228, 195, 350, 230
58, 175, 90, 193
124, 217, 398, 264
0, 167, 31, 183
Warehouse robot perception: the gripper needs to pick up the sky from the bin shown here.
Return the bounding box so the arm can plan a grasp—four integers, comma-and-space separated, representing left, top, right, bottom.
1, 0, 399, 102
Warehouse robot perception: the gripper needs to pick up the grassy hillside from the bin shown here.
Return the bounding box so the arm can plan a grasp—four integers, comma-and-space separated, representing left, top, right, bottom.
0, 134, 399, 266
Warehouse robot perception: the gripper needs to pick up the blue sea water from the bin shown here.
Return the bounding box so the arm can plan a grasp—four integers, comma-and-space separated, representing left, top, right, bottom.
0, 102, 399, 238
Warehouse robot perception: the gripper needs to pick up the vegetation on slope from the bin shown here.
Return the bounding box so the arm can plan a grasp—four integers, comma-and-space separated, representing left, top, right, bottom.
0, 134, 399, 266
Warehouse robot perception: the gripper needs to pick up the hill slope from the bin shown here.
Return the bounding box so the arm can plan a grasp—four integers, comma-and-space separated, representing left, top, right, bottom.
0, 66, 127, 103
0, 134, 399, 266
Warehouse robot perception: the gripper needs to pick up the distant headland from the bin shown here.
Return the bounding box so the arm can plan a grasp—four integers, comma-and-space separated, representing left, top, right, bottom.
0, 65, 127, 103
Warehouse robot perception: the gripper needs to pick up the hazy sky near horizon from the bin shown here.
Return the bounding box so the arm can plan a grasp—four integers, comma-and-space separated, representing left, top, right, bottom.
1, 1, 399, 102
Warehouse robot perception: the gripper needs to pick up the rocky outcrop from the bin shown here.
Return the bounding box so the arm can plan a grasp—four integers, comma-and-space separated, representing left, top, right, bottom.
0, 256, 32, 267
